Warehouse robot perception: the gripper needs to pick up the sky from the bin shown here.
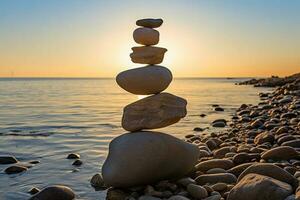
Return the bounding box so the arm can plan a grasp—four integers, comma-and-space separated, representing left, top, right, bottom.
0, 0, 299, 78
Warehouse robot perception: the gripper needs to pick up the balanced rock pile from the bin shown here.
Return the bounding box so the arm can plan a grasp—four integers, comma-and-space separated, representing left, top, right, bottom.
102, 18, 199, 188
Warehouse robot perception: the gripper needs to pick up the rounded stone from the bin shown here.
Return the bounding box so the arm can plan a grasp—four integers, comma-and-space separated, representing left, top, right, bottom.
130, 46, 167, 65
195, 173, 237, 185
237, 163, 298, 190
136, 18, 163, 28
72, 159, 82, 166
122, 93, 187, 131
227, 173, 292, 200
261, 146, 299, 161
67, 153, 80, 159
133, 28, 159, 45
90, 173, 106, 188
29, 185, 75, 200
102, 131, 199, 188
28, 187, 40, 195
196, 159, 234, 172
0, 155, 18, 164
5, 165, 27, 174
187, 184, 208, 199
116, 65, 172, 95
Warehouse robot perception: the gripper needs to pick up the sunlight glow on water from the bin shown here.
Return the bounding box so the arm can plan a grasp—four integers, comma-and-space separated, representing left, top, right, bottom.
0, 78, 271, 200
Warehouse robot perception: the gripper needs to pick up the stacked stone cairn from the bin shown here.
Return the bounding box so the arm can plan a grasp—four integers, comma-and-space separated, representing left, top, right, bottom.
102, 18, 199, 188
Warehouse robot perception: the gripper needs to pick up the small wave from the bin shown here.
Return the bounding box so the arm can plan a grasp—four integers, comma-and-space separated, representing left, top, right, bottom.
3, 132, 54, 137
98, 123, 119, 128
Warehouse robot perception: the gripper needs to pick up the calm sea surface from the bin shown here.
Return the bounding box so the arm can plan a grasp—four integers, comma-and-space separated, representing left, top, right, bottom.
0, 78, 271, 199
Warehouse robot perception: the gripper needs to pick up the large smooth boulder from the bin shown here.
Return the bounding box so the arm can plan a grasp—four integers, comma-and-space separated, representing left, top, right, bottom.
133, 28, 159, 45
136, 18, 163, 28
29, 185, 75, 200
102, 131, 199, 188
261, 146, 299, 161
130, 46, 167, 64
116, 65, 172, 95
237, 163, 298, 190
227, 173, 293, 200
122, 93, 187, 131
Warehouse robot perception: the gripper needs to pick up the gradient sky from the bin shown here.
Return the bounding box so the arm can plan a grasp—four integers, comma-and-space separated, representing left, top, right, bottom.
0, 0, 299, 77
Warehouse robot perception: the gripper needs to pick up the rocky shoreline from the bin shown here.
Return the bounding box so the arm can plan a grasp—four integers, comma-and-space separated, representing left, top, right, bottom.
101, 75, 299, 200
238, 73, 300, 87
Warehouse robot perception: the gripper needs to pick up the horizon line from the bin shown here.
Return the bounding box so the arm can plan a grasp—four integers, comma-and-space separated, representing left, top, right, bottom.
0, 76, 262, 79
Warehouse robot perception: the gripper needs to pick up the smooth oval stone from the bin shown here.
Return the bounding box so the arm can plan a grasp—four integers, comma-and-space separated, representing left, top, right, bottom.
187, 184, 208, 199
90, 173, 106, 188
116, 65, 172, 95
261, 146, 299, 161
195, 173, 237, 185
136, 18, 163, 28
102, 131, 199, 188
133, 28, 159, 45
5, 165, 27, 174
228, 173, 292, 200
196, 159, 234, 172
130, 46, 167, 65
237, 163, 298, 190
122, 93, 187, 131
29, 185, 75, 200
0, 155, 18, 164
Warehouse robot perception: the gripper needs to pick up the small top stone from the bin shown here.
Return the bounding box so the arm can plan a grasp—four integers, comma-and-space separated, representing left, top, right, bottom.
136, 18, 163, 28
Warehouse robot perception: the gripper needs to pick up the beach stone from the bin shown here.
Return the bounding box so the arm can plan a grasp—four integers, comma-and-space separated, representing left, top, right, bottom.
214, 107, 224, 112
227, 173, 293, 200
130, 46, 167, 64
237, 163, 298, 190
29, 185, 75, 200
211, 183, 227, 191
72, 159, 82, 166
122, 93, 187, 131
233, 153, 260, 165
133, 28, 159, 45
278, 135, 296, 145
187, 184, 208, 199
136, 18, 163, 28
5, 165, 27, 174
282, 140, 300, 148
214, 147, 232, 158
254, 132, 274, 145
195, 173, 237, 185
28, 187, 40, 195
250, 119, 264, 129
261, 146, 299, 161
106, 188, 128, 200
206, 168, 227, 174
212, 121, 226, 128
0, 155, 18, 164
102, 131, 199, 187
196, 159, 234, 172
227, 162, 254, 177
176, 177, 196, 187
90, 173, 106, 188
67, 153, 80, 159
116, 65, 172, 95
